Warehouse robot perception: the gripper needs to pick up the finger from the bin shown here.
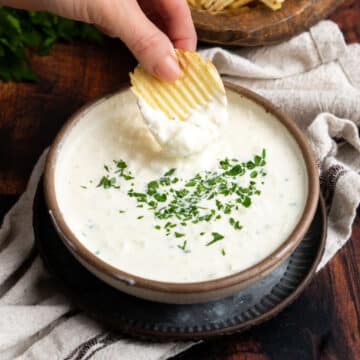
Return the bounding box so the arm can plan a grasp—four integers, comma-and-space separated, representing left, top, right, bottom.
90, 0, 182, 81
149, 0, 197, 51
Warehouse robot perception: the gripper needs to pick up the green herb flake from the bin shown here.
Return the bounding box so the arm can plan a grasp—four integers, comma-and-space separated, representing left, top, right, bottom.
177, 240, 187, 251
154, 193, 167, 202
114, 160, 127, 169
221, 248, 226, 256
175, 232, 185, 238
206, 232, 224, 246
242, 197, 251, 208
97, 176, 119, 189
246, 161, 255, 170
95, 150, 267, 243
164, 168, 176, 177
227, 164, 243, 176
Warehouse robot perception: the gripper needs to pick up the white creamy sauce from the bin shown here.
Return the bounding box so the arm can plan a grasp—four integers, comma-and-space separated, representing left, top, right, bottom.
55, 89, 308, 283
138, 93, 227, 157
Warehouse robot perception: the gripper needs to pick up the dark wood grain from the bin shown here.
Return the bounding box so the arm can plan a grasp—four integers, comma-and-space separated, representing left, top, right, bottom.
0, 39, 135, 195
329, 0, 360, 43
191, 0, 344, 46
0, 1, 359, 358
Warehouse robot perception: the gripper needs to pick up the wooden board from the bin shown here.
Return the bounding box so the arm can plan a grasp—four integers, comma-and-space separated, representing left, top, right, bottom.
192, 0, 344, 46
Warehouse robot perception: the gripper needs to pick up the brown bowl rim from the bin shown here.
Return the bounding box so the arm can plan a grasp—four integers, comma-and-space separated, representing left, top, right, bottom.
44, 82, 319, 294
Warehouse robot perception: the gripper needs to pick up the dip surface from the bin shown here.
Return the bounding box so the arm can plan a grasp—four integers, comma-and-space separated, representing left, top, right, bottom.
55, 89, 307, 283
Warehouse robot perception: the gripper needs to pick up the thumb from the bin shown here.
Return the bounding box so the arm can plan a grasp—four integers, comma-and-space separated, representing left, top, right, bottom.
97, 1, 182, 81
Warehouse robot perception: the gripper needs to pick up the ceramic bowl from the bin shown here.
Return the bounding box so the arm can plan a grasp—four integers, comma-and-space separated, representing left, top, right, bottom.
44, 83, 319, 304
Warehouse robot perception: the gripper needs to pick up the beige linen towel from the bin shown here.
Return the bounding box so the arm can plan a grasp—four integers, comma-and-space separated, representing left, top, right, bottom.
1, 20, 360, 359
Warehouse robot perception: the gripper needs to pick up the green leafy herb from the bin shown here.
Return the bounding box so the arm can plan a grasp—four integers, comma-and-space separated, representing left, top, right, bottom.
0, 6, 103, 81
154, 193, 167, 202
80, 185, 87, 189
242, 197, 251, 208
206, 232, 224, 246
227, 164, 244, 176
115, 160, 127, 169
97, 176, 119, 189
95, 150, 268, 251
221, 248, 226, 256
229, 217, 242, 230
137, 215, 144, 220
175, 232, 185, 238
114, 160, 133, 180
177, 240, 187, 251
164, 168, 176, 177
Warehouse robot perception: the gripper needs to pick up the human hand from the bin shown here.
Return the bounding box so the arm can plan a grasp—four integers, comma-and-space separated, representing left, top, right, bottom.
4, 0, 197, 81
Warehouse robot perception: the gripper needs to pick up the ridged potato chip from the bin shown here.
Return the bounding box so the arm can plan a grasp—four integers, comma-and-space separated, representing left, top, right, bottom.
129, 49, 225, 121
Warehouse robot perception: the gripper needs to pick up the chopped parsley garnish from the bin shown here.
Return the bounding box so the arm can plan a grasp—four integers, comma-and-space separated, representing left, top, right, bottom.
154, 193, 167, 202
175, 232, 185, 238
229, 218, 242, 230
94, 150, 267, 254
113, 160, 134, 180
164, 168, 176, 177
97, 176, 119, 189
206, 232, 224, 246
177, 240, 187, 251
80, 185, 87, 189
221, 248, 226, 256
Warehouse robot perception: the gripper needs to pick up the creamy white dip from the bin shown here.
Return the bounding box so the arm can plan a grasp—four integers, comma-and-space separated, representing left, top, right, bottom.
137, 93, 227, 157
55, 89, 308, 283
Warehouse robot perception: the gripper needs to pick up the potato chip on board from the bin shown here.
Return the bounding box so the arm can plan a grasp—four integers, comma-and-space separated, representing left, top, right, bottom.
228, 0, 253, 9
129, 50, 225, 122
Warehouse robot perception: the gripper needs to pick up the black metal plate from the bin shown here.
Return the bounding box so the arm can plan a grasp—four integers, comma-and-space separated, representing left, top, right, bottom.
33, 180, 326, 340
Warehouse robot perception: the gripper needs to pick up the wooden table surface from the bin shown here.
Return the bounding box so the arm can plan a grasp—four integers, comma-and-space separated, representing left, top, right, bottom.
0, 1, 359, 358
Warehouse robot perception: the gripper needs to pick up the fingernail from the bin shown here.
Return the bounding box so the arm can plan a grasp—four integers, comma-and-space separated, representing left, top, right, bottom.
154, 56, 181, 82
